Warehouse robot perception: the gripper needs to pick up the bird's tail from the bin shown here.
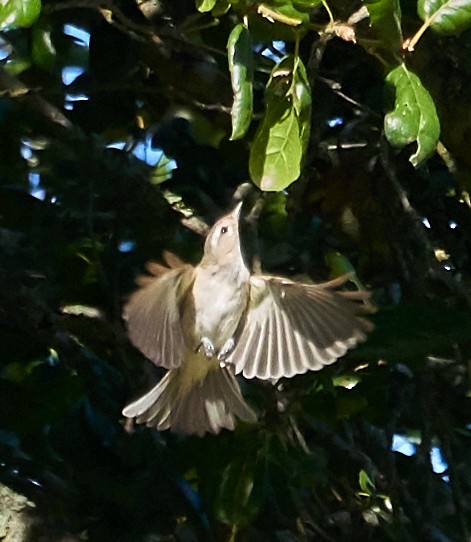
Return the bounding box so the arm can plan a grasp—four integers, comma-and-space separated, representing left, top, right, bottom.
122, 368, 257, 436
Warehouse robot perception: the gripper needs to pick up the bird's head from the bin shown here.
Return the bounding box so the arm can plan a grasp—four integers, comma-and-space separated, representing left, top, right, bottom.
203, 202, 245, 267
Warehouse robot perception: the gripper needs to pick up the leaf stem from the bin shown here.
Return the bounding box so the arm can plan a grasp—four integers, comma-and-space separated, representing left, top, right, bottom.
294, 32, 300, 58
321, 0, 334, 25
404, 19, 430, 51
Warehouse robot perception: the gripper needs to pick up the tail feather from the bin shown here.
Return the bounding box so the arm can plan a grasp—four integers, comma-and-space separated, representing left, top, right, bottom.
122, 368, 256, 436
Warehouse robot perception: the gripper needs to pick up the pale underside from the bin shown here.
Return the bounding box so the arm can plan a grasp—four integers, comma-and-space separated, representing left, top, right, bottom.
123, 263, 373, 380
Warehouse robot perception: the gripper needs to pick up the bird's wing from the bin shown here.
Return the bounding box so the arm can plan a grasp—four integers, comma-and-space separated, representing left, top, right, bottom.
227, 275, 374, 380
123, 265, 194, 369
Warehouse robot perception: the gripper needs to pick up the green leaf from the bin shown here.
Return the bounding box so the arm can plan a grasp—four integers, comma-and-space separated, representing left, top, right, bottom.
4, 56, 32, 75
196, 0, 218, 13
32, 23, 56, 72
227, 24, 254, 140
292, 0, 323, 9
214, 458, 259, 526
418, 0, 471, 35
324, 250, 366, 290
384, 64, 440, 167
250, 99, 302, 191
0, 0, 41, 30
363, 0, 403, 48
249, 55, 311, 191
212, 0, 232, 16
150, 152, 177, 184
359, 469, 376, 496
291, 56, 311, 153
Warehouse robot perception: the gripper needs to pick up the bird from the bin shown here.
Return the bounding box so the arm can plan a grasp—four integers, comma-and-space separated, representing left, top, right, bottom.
122, 203, 374, 436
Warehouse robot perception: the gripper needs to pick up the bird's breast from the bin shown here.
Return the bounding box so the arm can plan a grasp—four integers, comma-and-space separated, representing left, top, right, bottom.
192, 265, 249, 350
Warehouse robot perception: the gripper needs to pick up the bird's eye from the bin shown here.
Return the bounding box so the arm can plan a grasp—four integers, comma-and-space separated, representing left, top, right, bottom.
220, 226, 228, 234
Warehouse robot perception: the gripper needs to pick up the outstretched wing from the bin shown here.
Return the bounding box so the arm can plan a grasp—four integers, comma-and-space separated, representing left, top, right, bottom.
123, 264, 194, 369
227, 275, 374, 380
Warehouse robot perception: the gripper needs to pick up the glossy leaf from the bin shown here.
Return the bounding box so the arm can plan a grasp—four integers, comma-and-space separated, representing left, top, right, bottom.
363, 0, 403, 48
418, 0, 471, 35
0, 0, 41, 30
211, 0, 232, 16
291, 56, 311, 153
228, 24, 254, 140
196, 0, 218, 12
384, 64, 440, 167
250, 99, 302, 191
249, 55, 311, 191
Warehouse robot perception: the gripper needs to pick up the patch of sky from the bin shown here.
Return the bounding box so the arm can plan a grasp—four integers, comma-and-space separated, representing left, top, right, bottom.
0, 36, 12, 60
118, 240, 136, 253
20, 145, 33, 161
392, 434, 415, 457
63, 24, 90, 47
261, 40, 286, 62
29, 171, 45, 201
106, 141, 126, 151
422, 217, 431, 229
132, 140, 177, 170
431, 447, 448, 477
393, 434, 449, 480
62, 66, 85, 86
327, 116, 344, 128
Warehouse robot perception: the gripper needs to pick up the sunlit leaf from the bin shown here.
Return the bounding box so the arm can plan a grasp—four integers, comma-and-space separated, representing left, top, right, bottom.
196, 0, 218, 13
227, 24, 254, 140
384, 64, 440, 167
211, 0, 232, 16
363, 0, 403, 48
359, 469, 376, 496
150, 152, 177, 184
250, 98, 303, 191
291, 55, 311, 152
325, 250, 366, 290
249, 55, 311, 191
418, 0, 471, 35
0, 0, 41, 30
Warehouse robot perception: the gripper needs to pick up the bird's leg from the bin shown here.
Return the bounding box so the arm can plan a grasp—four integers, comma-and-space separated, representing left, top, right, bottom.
199, 336, 215, 359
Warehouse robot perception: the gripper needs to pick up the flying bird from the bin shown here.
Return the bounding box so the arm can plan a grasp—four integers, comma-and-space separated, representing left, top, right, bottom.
122, 203, 374, 436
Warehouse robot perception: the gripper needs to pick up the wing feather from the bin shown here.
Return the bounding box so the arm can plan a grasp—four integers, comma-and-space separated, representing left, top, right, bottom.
229, 275, 374, 380
124, 265, 194, 369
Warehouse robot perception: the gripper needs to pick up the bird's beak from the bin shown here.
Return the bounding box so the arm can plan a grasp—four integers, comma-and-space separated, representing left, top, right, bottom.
231, 201, 243, 221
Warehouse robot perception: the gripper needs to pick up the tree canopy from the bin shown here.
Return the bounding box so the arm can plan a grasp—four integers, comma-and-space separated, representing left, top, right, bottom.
1, 0, 471, 540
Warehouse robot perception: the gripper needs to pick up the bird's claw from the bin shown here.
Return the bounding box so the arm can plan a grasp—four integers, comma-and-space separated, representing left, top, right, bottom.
218, 338, 235, 361
200, 337, 215, 359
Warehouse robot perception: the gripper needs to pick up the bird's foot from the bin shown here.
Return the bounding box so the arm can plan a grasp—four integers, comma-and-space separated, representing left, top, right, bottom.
218, 338, 235, 361
200, 337, 215, 359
